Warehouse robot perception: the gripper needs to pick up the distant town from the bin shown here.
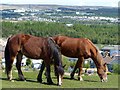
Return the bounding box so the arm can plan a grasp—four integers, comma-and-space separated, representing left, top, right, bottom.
0, 4, 119, 24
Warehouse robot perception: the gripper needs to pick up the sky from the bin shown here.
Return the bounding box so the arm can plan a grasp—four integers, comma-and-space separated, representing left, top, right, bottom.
0, 0, 119, 7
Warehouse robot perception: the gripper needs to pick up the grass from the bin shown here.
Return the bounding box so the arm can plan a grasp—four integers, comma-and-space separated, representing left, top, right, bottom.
0, 70, 119, 88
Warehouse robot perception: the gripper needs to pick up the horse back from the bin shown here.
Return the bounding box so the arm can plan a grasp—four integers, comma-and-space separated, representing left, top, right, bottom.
20, 34, 48, 59
8, 34, 47, 59
53, 35, 98, 58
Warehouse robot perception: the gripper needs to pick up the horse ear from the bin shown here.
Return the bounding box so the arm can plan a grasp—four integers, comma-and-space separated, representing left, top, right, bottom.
103, 63, 107, 66
104, 63, 107, 66
63, 64, 66, 68
103, 63, 108, 72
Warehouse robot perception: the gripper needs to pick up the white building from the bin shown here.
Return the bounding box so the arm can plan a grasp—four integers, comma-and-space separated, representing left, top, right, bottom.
14, 8, 26, 13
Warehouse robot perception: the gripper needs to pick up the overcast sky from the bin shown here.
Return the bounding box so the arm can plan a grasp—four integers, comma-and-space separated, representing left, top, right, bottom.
0, 0, 119, 7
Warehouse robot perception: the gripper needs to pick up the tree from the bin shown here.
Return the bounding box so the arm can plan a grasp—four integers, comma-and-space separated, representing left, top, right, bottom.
1, 21, 118, 45
26, 58, 32, 67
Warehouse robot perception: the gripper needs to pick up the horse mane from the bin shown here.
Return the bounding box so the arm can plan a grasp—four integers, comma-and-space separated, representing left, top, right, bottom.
48, 37, 56, 44
48, 37, 60, 51
86, 38, 106, 66
86, 38, 98, 53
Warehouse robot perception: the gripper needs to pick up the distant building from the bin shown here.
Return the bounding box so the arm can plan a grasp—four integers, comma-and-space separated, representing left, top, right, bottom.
76, 12, 80, 15
14, 8, 26, 13
104, 56, 112, 64
104, 55, 120, 72
110, 55, 120, 64
0, 45, 4, 58
0, 38, 6, 58
68, 58, 77, 62
66, 24, 73, 27
101, 45, 120, 56
56, 9, 61, 12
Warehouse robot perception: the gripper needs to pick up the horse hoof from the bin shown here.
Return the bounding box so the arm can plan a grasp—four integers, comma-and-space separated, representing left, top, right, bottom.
78, 77, 84, 81
70, 77, 74, 80
38, 81, 42, 83
19, 78, 25, 81
10, 80, 15, 82
70, 74, 74, 79
8, 77, 12, 81
37, 78, 42, 83
57, 83, 62, 86
58, 84, 62, 86
47, 82, 54, 85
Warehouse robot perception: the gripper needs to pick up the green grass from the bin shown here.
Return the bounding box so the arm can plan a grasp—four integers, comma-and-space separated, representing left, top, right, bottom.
0, 70, 119, 88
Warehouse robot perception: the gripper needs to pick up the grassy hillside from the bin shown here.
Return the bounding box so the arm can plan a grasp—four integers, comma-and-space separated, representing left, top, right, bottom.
1, 21, 118, 44
1, 71, 119, 88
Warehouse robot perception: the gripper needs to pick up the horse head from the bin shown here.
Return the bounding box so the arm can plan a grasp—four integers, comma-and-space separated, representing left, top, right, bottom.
96, 53, 108, 82
47, 37, 64, 86
99, 63, 108, 82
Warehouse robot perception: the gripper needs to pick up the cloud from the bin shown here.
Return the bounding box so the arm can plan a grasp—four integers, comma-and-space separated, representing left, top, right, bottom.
82, 0, 119, 7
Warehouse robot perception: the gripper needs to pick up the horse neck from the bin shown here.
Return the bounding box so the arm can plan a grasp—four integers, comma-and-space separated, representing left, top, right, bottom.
87, 39, 104, 68
92, 51, 104, 68
53, 47, 62, 67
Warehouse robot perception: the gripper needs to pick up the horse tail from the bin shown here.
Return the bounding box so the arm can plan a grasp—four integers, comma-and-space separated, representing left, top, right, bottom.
5, 37, 11, 74
48, 37, 64, 76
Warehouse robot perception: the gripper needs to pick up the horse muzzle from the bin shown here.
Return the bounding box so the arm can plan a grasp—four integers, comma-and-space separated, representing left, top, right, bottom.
101, 77, 108, 82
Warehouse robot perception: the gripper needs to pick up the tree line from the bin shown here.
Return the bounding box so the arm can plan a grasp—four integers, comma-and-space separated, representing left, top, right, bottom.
1, 21, 118, 45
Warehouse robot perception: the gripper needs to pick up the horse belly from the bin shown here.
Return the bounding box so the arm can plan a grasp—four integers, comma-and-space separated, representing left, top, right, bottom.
61, 41, 80, 58
61, 48, 79, 58
22, 46, 42, 59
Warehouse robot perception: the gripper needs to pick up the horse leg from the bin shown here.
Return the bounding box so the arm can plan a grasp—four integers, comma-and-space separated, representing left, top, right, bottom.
46, 65, 53, 84
7, 56, 15, 81
16, 53, 25, 81
77, 57, 84, 81
54, 65, 60, 85
70, 59, 79, 79
37, 61, 45, 83
55, 66, 62, 86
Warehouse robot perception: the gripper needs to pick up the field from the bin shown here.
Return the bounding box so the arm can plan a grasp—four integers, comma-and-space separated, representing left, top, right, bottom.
0, 70, 119, 89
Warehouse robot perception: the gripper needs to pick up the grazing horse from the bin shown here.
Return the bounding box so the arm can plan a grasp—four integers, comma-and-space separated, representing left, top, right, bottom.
52, 35, 108, 82
5, 34, 64, 85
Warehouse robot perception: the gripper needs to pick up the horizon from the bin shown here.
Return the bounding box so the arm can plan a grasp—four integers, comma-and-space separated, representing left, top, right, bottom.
0, 3, 118, 8
0, 0, 119, 7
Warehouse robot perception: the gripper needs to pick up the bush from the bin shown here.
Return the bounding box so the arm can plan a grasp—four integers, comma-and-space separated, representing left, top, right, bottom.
62, 56, 76, 72
1, 21, 119, 45
83, 61, 90, 69
107, 72, 112, 75
113, 64, 120, 74
26, 58, 32, 67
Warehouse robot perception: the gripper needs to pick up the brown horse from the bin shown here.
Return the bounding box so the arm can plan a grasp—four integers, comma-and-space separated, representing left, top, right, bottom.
52, 35, 108, 82
5, 34, 64, 85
